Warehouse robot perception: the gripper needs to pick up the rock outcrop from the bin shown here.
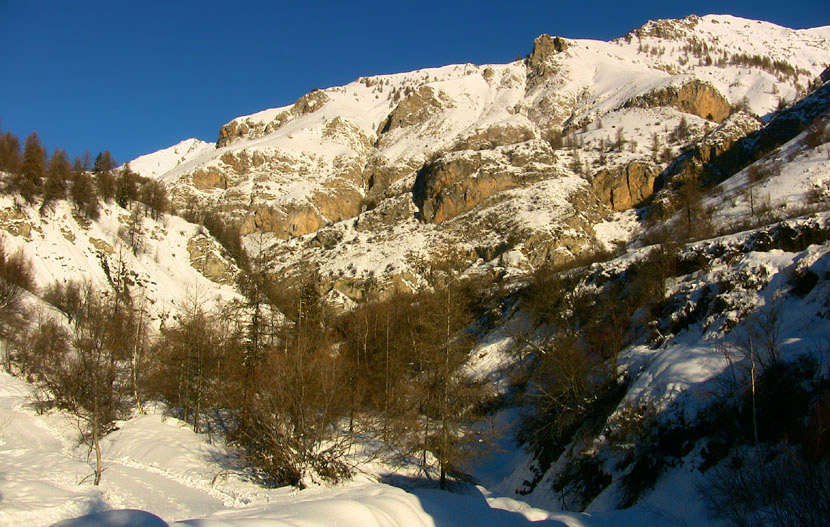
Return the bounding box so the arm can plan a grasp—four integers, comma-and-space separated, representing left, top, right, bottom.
0, 207, 33, 239
191, 170, 227, 190
526, 34, 570, 93
660, 111, 761, 186
527, 34, 569, 75
592, 159, 660, 211
377, 86, 447, 137
239, 203, 324, 239
415, 141, 556, 223
451, 125, 535, 152
217, 90, 331, 147
622, 79, 732, 122
187, 234, 235, 285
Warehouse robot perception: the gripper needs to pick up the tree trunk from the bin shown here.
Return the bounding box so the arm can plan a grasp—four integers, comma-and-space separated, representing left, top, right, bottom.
93, 417, 102, 486
132, 344, 145, 415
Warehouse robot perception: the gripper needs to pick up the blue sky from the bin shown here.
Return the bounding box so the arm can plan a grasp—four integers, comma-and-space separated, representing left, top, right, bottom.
0, 0, 827, 163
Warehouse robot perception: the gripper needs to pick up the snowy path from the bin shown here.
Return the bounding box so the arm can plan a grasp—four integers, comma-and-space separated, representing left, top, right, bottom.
0, 372, 101, 526
0, 372, 235, 527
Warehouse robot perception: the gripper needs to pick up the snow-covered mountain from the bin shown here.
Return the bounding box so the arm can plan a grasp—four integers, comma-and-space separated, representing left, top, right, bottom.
127, 138, 214, 181
1, 13, 830, 527
129, 14, 830, 304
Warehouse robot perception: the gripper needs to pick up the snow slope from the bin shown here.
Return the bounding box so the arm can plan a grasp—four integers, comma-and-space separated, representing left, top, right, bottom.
1, 369, 705, 527
123, 14, 830, 301
127, 139, 215, 182
0, 196, 239, 321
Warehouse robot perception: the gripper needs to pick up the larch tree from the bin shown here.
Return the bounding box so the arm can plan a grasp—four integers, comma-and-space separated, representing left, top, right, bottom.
70, 154, 100, 220
34, 287, 131, 485
0, 131, 21, 174
15, 132, 47, 202
41, 148, 71, 213
94, 150, 116, 202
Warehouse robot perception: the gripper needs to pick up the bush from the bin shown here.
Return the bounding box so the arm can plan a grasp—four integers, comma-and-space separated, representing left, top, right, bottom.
42, 279, 85, 323
701, 448, 830, 527
0, 241, 36, 294
790, 267, 819, 297
553, 456, 611, 510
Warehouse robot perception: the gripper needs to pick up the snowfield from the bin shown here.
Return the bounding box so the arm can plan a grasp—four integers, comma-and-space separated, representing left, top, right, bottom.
0, 367, 722, 526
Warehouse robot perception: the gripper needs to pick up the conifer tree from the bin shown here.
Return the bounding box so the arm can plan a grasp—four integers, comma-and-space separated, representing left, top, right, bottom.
94, 151, 116, 202
15, 132, 46, 202
115, 164, 139, 208
41, 148, 71, 213
70, 154, 100, 220
0, 131, 21, 174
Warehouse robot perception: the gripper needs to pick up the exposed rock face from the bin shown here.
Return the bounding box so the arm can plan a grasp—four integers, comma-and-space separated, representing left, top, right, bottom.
0, 207, 32, 238
355, 195, 417, 232
623, 79, 732, 122
624, 15, 701, 40
89, 237, 114, 255
363, 158, 419, 197
527, 35, 569, 74
329, 271, 416, 303
821, 66, 830, 84
217, 90, 331, 147
191, 170, 227, 190
526, 35, 570, 93
239, 203, 325, 240
660, 111, 761, 186
187, 234, 235, 285
322, 117, 373, 155
293, 89, 331, 116
313, 187, 363, 223
415, 140, 556, 223
134, 15, 830, 306
665, 82, 830, 188
377, 86, 447, 137
592, 159, 660, 211
451, 125, 535, 152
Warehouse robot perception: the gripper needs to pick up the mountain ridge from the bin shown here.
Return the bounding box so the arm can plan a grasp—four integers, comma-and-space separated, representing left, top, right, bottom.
125, 14, 830, 304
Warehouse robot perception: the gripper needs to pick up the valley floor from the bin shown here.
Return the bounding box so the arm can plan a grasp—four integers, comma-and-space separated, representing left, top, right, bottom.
0, 370, 716, 527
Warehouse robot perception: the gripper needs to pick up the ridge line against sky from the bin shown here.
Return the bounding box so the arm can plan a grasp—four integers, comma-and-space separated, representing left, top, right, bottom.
1, 0, 828, 164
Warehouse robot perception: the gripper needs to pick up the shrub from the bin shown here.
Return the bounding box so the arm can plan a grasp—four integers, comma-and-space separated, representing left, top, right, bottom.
701, 448, 830, 527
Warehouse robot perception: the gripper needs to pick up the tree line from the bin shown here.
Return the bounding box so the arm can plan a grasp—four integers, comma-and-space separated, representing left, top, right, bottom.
0, 129, 168, 220
0, 217, 493, 489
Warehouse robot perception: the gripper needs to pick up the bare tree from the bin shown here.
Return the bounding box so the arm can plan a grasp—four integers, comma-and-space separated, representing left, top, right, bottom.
33, 286, 130, 485
152, 294, 225, 434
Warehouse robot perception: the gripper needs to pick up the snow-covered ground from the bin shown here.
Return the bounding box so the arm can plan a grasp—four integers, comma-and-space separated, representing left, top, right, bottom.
1, 367, 713, 527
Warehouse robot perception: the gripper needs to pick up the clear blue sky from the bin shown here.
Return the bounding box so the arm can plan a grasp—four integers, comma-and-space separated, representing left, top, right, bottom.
1, 0, 827, 163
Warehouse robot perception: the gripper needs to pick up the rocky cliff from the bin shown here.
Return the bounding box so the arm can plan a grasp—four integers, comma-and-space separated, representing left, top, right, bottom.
130, 14, 830, 302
